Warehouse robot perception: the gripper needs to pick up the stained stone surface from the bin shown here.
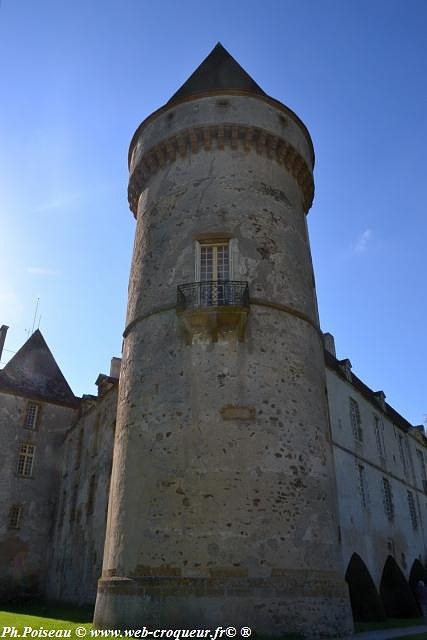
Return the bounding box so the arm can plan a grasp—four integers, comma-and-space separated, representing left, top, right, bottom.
95, 82, 353, 637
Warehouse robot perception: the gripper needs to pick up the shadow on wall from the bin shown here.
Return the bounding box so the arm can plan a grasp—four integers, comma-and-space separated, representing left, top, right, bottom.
345, 553, 425, 622
380, 555, 420, 619
345, 553, 386, 622
408, 558, 427, 617
409, 558, 427, 597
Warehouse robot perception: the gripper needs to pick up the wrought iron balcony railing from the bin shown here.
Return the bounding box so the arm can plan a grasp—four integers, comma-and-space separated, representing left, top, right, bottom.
177, 280, 249, 311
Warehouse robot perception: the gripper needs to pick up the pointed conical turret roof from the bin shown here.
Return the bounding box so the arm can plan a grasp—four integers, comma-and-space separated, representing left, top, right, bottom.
0, 329, 78, 406
168, 43, 266, 104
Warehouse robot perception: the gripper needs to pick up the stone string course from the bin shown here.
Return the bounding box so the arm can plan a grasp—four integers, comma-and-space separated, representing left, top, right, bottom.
128, 124, 314, 215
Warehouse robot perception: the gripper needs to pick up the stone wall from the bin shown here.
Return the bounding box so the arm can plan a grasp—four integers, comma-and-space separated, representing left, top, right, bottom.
46, 385, 117, 605
0, 390, 76, 600
94, 89, 353, 637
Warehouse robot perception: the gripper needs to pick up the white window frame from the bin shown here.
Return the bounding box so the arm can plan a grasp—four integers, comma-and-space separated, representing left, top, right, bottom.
17, 443, 35, 477
25, 402, 39, 430
195, 239, 234, 282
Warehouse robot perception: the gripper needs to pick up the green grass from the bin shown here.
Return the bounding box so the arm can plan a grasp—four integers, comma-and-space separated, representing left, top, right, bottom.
0, 605, 425, 640
355, 617, 425, 633
0, 602, 93, 634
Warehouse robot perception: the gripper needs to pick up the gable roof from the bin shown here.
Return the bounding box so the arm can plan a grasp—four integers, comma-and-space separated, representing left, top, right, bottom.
168, 43, 266, 104
0, 330, 78, 407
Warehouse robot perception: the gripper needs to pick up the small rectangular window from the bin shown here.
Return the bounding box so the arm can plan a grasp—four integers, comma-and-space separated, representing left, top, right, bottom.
17, 444, 35, 477
407, 490, 418, 530
8, 504, 22, 529
382, 477, 394, 522
25, 402, 39, 430
349, 398, 362, 442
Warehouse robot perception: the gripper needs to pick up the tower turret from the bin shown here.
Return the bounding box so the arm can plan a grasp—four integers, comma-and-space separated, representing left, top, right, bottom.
94, 45, 352, 637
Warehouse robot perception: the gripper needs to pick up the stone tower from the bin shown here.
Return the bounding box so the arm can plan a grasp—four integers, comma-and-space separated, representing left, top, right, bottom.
94, 45, 352, 637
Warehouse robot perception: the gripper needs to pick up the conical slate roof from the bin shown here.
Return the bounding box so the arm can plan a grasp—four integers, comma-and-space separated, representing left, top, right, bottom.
0, 329, 78, 406
168, 43, 266, 104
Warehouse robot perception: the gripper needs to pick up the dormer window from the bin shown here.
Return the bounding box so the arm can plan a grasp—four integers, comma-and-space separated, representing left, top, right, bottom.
25, 402, 39, 430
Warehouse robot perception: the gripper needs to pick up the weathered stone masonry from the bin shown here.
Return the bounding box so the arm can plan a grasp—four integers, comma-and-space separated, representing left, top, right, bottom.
93, 45, 353, 637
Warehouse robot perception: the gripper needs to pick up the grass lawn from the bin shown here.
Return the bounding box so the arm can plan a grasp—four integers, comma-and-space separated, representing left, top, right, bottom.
355, 617, 425, 633
1, 605, 425, 640
392, 635, 427, 640
0, 603, 93, 634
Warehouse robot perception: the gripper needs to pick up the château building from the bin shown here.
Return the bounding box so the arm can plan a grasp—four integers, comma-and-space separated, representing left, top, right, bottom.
0, 46, 425, 637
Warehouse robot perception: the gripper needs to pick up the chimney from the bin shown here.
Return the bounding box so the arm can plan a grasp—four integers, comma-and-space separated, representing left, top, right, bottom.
110, 357, 121, 379
0, 325, 9, 363
323, 332, 336, 357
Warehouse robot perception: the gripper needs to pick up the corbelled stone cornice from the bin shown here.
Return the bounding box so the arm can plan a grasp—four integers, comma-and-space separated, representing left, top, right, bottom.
128, 123, 314, 217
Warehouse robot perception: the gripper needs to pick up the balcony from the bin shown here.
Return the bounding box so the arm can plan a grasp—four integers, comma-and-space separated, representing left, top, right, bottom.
176, 280, 249, 343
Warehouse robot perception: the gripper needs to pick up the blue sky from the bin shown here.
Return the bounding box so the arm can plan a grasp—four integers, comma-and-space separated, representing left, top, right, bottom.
0, 1, 426, 424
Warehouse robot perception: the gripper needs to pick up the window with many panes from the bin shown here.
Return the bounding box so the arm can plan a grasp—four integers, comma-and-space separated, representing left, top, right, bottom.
407, 490, 418, 530
349, 398, 362, 442
374, 415, 386, 460
195, 240, 232, 306
416, 449, 427, 489
382, 477, 394, 522
25, 402, 39, 430
199, 242, 230, 282
8, 504, 22, 529
398, 434, 408, 474
17, 444, 35, 477
357, 464, 369, 510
